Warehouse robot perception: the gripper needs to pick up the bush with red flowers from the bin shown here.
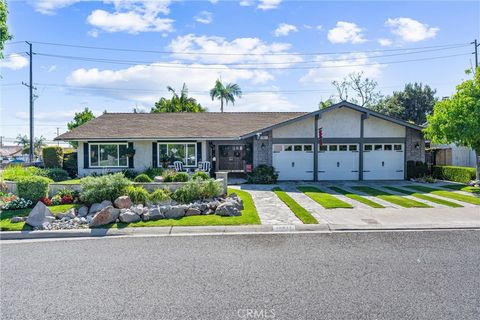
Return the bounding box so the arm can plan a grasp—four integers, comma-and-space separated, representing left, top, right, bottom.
39, 197, 52, 206
61, 195, 74, 204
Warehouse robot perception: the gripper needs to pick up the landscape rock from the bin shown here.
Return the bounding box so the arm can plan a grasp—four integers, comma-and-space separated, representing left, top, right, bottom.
78, 206, 89, 217
114, 196, 133, 209
215, 202, 241, 217
89, 200, 112, 215
162, 205, 185, 219
89, 206, 120, 227
142, 207, 164, 221
119, 210, 141, 223
10, 216, 26, 223
65, 208, 76, 219
132, 204, 144, 215
185, 207, 202, 216
26, 202, 55, 228
208, 200, 221, 210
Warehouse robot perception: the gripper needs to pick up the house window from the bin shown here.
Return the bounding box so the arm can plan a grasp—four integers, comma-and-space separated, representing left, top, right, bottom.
374, 144, 383, 151
284, 145, 293, 151
273, 144, 282, 153
384, 144, 393, 151
329, 145, 338, 151
394, 144, 403, 151
89, 143, 128, 168
319, 145, 328, 152
349, 145, 358, 152
158, 143, 197, 167
339, 145, 348, 151
364, 144, 372, 151
304, 145, 313, 152
294, 145, 303, 151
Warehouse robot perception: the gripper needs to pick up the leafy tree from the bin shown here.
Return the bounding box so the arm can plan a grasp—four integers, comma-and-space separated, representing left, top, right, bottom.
151, 83, 205, 113
67, 107, 96, 147
331, 72, 382, 108
210, 79, 242, 112
374, 83, 437, 125
0, 0, 12, 59
318, 98, 335, 109
15, 134, 46, 156
424, 68, 480, 180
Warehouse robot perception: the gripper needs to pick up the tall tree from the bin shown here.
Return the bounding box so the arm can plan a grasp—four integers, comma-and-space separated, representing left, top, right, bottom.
424, 69, 480, 180
318, 98, 335, 109
67, 107, 96, 147
209, 79, 242, 112
0, 0, 12, 59
151, 83, 205, 113
374, 83, 437, 125
15, 134, 46, 157
331, 72, 382, 108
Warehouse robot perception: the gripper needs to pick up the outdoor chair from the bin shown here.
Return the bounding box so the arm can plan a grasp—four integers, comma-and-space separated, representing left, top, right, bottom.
173, 161, 185, 172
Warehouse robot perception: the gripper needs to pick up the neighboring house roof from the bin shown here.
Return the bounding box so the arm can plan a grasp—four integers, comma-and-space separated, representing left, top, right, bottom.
0, 146, 23, 157
55, 112, 308, 141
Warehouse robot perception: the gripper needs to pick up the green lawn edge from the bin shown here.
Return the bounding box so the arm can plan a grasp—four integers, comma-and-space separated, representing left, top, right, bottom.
439, 184, 480, 194
298, 186, 353, 209
403, 185, 480, 205
272, 187, 318, 224
383, 186, 463, 208
352, 186, 431, 208
328, 186, 385, 208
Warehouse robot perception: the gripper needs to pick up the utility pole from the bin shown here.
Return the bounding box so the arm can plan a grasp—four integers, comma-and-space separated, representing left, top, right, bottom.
0, 136, 3, 147
22, 42, 36, 163
472, 39, 479, 69
55, 127, 60, 146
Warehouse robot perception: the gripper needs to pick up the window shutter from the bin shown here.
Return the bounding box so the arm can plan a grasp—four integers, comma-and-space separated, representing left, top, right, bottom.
196, 142, 202, 163
128, 142, 134, 168
83, 142, 89, 169
152, 142, 157, 167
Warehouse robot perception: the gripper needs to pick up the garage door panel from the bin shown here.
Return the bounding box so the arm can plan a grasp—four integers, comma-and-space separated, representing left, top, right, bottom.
318, 144, 359, 180
273, 144, 313, 181
363, 143, 404, 180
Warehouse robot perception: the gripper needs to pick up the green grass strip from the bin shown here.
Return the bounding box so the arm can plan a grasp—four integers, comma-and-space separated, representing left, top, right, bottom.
328, 186, 385, 208
272, 187, 318, 224
439, 184, 480, 194
298, 186, 353, 209
403, 185, 480, 205
352, 186, 431, 208
383, 186, 463, 208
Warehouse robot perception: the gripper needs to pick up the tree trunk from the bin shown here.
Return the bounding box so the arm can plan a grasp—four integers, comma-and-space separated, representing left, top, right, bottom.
220, 98, 224, 112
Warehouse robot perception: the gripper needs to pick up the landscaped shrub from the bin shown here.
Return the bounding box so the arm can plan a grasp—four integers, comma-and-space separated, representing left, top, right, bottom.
172, 172, 189, 182
162, 169, 176, 182
121, 169, 138, 180
143, 167, 163, 180
1, 165, 45, 181
192, 171, 209, 181
42, 146, 64, 168
43, 168, 70, 182
407, 161, 427, 179
62, 152, 78, 178
149, 188, 171, 203
124, 185, 150, 204
432, 165, 476, 183
16, 176, 52, 203
80, 173, 132, 205
50, 195, 62, 206
171, 179, 222, 203
247, 165, 278, 184
133, 174, 153, 182
2, 197, 32, 210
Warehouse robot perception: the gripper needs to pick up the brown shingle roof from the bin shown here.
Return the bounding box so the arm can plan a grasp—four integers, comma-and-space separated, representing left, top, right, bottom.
56, 112, 308, 141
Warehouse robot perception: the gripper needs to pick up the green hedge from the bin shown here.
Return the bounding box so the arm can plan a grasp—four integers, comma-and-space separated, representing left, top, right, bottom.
43, 146, 64, 168
62, 152, 78, 178
407, 161, 427, 179
432, 165, 476, 183
16, 176, 53, 202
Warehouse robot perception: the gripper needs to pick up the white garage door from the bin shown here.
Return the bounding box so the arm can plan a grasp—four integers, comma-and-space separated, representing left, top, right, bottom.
272, 144, 314, 181
318, 144, 359, 180
363, 143, 404, 180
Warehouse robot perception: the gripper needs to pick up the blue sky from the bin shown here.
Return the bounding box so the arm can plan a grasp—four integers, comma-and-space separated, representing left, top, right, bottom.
1, 0, 479, 143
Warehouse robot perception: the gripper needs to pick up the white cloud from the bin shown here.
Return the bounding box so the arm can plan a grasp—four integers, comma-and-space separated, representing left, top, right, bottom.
88, 29, 99, 38
195, 11, 213, 25
239, 0, 254, 6
30, 0, 79, 15
87, 1, 174, 34
224, 92, 299, 112
273, 23, 298, 37
41, 65, 57, 72
316, 25, 323, 30
299, 53, 384, 84
15, 110, 77, 122
209, 0, 219, 3
327, 21, 367, 44
0, 54, 28, 70
378, 38, 393, 46
386, 17, 439, 42
258, 0, 282, 10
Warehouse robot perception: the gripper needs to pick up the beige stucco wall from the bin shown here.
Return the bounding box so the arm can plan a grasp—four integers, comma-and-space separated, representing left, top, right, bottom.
317, 108, 361, 138
272, 117, 315, 138
364, 116, 406, 137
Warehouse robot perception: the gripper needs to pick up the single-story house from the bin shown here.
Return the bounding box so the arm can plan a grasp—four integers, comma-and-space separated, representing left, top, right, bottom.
55, 101, 425, 181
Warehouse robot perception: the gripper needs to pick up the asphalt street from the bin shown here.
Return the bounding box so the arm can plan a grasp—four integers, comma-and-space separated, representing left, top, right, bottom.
1, 230, 479, 320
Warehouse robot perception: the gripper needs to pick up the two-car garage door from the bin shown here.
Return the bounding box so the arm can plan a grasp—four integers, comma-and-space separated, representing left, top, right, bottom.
272, 143, 405, 181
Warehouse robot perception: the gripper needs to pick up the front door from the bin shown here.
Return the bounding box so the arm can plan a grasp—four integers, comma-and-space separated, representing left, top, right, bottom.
219, 145, 245, 171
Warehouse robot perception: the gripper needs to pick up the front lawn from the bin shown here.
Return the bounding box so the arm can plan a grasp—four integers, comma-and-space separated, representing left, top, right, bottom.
0, 204, 80, 231
383, 186, 463, 208
328, 186, 385, 208
403, 185, 480, 205
352, 186, 431, 208
298, 186, 353, 209
439, 184, 480, 194
272, 187, 318, 224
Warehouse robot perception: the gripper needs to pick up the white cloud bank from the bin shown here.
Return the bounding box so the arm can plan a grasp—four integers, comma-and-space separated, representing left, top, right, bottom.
273, 23, 298, 37
386, 17, 439, 42
30, 0, 80, 15
328, 21, 367, 44
195, 11, 213, 25
0, 54, 28, 70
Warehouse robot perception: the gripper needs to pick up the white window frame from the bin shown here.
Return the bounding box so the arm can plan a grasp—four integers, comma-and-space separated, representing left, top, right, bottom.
157, 142, 197, 168
89, 143, 129, 168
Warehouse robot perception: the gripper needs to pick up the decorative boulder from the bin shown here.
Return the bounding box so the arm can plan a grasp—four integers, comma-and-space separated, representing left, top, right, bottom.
119, 210, 141, 223
26, 202, 55, 228
114, 196, 133, 209
89, 206, 120, 227
215, 202, 241, 217
78, 206, 89, 217
142, 207, 164, 221
185, 207, 202, 216
65, 208, 77, 219
208, 200, 221, 211
161, 205, 185, 219
89, 200, 112, 215
132, 204, 144, 215
10, 216, 26, 223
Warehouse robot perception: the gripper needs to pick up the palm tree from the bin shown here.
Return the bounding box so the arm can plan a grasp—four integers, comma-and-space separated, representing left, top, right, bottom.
151, 83, 205, 113
209, 79, 242, 112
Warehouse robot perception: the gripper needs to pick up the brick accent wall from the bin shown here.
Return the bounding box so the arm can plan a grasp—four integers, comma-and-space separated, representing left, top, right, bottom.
406, 128, 425, 162
253, 131, 272, 167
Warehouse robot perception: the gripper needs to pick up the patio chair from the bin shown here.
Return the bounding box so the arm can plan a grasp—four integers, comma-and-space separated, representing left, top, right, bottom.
173, 161, 184, 172
200, 161, 211, 173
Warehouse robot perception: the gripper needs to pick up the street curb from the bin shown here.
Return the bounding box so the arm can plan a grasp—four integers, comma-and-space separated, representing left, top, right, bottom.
1, 223, 478, 240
